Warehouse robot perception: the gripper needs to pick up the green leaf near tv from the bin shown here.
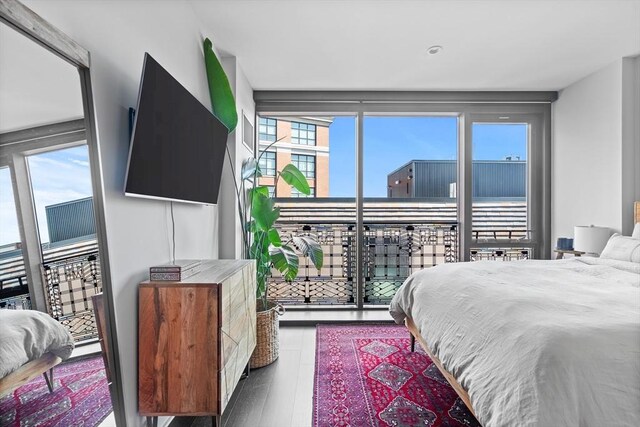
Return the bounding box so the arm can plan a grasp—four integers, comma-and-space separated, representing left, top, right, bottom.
203, 38, 238, 132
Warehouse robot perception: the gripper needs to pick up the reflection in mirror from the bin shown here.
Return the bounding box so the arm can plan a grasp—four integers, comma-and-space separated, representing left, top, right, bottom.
0, 21, 115, 426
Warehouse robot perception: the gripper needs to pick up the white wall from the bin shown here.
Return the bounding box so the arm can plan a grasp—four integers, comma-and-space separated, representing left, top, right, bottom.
219, 56, 255, 259
621, 56, 640, 231
22, 1, 250, 425
552, 57, 640, 245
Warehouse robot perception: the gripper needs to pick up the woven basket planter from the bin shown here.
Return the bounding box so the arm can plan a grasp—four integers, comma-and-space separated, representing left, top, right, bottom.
250, 301, 285, 369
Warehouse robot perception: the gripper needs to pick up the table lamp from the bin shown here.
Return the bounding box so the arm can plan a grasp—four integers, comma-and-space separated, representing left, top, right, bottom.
573, 225, 611, 256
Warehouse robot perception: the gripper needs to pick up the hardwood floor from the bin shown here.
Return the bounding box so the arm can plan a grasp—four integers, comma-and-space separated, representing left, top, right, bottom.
182, 312, 394, 427
189, 326, 317, 427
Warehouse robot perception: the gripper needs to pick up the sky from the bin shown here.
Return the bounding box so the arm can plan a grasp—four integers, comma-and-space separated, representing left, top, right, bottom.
329, 116, 527, 197
0, 145, 93, 246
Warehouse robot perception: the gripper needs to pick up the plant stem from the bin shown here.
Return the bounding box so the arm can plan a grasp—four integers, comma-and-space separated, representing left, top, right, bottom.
253, 135, 287, 303
225, 144, 249, 254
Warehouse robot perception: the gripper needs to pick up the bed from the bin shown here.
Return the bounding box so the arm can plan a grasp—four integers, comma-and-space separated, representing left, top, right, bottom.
0, 309, 74, 397
390, 206, 640, 427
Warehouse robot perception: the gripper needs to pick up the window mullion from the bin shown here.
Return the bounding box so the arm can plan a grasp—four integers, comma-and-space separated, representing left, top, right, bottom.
9, 153, 47, 311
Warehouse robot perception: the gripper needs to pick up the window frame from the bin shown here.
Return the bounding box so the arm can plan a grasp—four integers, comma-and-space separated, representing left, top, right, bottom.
259, 151, 277, 176
462, 113, 544, 260
255, 91, 554, 307
258, 117, 277, 142
291, 121, 316, 146
291, 153, 316, 179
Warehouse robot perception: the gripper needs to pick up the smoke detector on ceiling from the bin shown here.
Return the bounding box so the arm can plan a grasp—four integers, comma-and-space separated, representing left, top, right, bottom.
427, 45, 443, 55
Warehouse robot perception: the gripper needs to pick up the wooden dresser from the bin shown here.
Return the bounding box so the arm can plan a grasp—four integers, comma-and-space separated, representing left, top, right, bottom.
138, 260, 256, 425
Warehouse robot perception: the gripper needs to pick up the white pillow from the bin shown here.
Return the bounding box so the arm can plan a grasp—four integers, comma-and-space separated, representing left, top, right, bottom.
632, 223, 640, 239
599, 233, 640, 263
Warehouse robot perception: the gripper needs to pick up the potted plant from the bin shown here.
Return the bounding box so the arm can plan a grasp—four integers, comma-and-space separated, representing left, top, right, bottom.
201, 38, 321, 367
232, 142, 323, 368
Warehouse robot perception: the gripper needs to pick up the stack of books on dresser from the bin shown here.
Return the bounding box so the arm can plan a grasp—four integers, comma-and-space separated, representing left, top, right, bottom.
149, 260, 202, 281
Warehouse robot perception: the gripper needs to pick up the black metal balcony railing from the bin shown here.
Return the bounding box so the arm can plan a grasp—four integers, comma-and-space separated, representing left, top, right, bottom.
470, 248, 532, 261
0, 238, 102, 342
0, 247, 31, 309
43, 251, 102, 342
267, 199, 532, 307
363, 223, 458, 305
267, 221, 458, 306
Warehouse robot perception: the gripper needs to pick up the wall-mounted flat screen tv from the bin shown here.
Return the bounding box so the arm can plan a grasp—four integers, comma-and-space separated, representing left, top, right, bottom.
124, 53, 228, 205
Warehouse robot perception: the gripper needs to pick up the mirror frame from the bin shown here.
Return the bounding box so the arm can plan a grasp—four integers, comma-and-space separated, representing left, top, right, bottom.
0, 1, 125, 425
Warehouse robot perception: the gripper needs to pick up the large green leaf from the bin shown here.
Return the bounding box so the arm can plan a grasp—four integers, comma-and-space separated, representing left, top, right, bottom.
267, 228, 282, 247
279, 164, 310, 195
203, 38, 238, 131
241, 158, 261, 181
250, 193, 280, 231
293, 236, 324, 269
269, 244, 299, 282
248, 185, 269, 205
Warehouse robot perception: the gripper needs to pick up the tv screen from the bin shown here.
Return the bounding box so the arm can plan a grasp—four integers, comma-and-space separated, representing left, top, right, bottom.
124, 53, 228, 205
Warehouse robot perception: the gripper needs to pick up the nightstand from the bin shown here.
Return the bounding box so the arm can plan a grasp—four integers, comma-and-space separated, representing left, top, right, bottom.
554, 249, 585, 259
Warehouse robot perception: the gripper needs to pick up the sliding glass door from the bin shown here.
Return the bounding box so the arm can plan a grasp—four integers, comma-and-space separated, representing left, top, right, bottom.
463, 113, 544, 260
258, 114, 358, 306
361, 115, 459, 306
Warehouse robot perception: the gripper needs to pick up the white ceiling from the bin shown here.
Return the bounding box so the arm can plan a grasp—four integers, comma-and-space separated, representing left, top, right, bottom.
0, 22, 83, 133
190, 0, 640, 91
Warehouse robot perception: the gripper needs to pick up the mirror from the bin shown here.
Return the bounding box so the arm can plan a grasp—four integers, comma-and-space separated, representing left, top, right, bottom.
0, 3, 122, 426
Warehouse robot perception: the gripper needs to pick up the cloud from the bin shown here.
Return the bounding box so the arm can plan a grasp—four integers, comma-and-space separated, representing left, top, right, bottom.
70, 159, 90, 168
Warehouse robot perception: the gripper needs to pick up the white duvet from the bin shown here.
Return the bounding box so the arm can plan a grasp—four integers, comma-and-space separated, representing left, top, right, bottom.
0, 309, 74, 378
389, 257, 640, 427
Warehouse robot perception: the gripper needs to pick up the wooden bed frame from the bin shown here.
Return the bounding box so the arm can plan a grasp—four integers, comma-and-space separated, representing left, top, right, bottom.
406, 317, 476, 417
0, 352, 62, 397
406, 201, 640, 419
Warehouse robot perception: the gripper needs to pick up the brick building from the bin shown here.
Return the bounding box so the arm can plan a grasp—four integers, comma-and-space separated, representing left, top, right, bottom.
257, 117, 331, 197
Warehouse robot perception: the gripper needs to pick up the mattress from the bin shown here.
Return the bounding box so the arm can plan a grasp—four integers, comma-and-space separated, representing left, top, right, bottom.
0, 309, 74, 378
389, 257, 640, 427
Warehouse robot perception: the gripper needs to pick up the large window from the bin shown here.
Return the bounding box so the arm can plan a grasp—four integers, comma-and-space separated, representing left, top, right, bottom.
259, 117, 276, 142
259, 151, 276, 176
0, 140, 103, 336
471, 123, 528, 241
291, 154, 315, 179
291, 122, 316, 145
363, 116, 459, 304
255, 93, 550, 309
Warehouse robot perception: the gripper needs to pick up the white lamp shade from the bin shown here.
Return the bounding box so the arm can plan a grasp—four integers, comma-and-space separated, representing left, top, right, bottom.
574, 225, 611, 255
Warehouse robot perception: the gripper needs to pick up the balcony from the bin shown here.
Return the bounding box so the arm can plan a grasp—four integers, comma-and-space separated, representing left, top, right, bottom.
0, 238, 102, 342
267, 199, 529, 307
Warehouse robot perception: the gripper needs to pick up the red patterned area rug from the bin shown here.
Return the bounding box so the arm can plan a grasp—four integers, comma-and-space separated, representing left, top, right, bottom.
0, 356, 112, 427
314, 324, 480, 427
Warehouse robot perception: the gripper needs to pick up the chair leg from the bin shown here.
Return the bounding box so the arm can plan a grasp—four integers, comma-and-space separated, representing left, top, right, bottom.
146, 416, 157, 427
410, 334, 415, 352
212, 415, 221, 427
43, 368, 54, 393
